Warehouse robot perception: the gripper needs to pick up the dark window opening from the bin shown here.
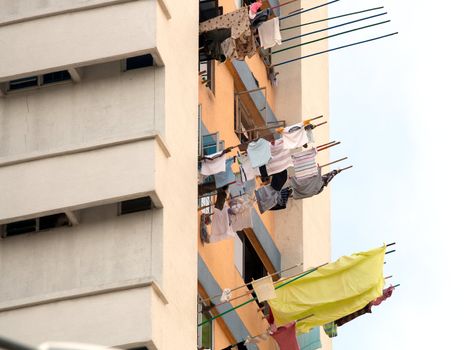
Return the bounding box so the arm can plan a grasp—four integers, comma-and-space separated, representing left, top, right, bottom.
5, 219, 37, 236
39, 213, 70, 230
237, 231, 267, 283
9, 76, 38, 90
197, 295, 214, 349
199, 0, 223, 23
120, 197, 153, 215
43, 70, 71, 84
126, 54, 154, 70
199, 60, 215, 92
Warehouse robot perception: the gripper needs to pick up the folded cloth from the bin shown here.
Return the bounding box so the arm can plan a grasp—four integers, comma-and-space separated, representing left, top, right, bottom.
282, 123, 308, 149
201, 151, 226, 175
266, 138, 293, 175
247, 138, 272, 168
255, 185, 279, 213
252, 275, 277, 302
291, 148, 318, 179
258, 17, 282, 49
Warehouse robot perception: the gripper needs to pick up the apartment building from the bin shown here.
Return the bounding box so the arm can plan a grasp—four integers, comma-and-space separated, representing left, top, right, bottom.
0, 0, 332, 349
197, 1, 331, 349
0, 1, 199, 349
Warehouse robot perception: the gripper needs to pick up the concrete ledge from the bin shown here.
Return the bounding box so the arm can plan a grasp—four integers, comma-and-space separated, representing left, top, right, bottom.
0, 131, 170, 168
0, 0, 172, 27
0, 277, 168, 313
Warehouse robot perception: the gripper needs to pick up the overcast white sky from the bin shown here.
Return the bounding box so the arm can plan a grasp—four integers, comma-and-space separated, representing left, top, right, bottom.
328, 0, 468, 349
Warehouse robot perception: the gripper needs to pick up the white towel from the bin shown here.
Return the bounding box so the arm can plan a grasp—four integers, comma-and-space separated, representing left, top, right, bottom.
201, 151, 226, 175
258, 18, 282, 49
252, 275, 276, 302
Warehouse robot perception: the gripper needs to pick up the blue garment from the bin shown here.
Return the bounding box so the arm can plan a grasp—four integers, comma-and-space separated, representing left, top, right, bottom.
247, 138, 272, 168
214, 157, 236, 188
297, 327, 322, 350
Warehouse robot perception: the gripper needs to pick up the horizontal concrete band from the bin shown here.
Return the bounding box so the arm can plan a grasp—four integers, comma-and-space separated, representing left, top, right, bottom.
0, 277, 169, 313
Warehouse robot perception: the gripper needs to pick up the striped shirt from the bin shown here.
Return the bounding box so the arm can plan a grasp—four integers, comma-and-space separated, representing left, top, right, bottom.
266, 138, 293, 175
291, 148, 318, 179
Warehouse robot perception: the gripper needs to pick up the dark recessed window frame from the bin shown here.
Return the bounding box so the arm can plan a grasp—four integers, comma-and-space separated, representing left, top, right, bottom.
119, 197, 154, 215
7, 69, 72, 92
125, 54, 155, 71
1, 213, 70, 238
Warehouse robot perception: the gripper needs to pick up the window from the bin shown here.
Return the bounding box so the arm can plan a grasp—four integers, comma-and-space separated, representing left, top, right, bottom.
43, 70, 71, 85
119, 197, 153, 215
199, 0, 222, 22
197, 295, 214, 349
8, 70, 72, 92
2, 214, 70, 238
199, 60, 215, 92
235, 231, 267, 283
125, 54, 154, 70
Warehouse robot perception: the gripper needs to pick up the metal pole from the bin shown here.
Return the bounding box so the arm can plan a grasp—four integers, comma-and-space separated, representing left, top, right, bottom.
272, 32, 399, 68
320, 157, 348, 168
282, 12, 388, 43
274, 20, 391, 55
280, 0, 340, 21
281, 6, 385, 31
317, 141, 341, 152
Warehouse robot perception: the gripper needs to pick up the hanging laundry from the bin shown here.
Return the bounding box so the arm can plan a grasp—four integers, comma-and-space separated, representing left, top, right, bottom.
201, 150, 226, 175
305, 124, 315, 144
248, 0, 263, 19
251, 8, 271, 28
271, 169, 288, 191
200, 214, 210, 244
220, 288, 232, 303
282, 123, 308, 149
210, 205, 236, 243
244, 333, 268, 345
247, 138, 272, 168
371, 285, 395, 306
221, 31, 257, 61
214, 157, 236, 188
259, 164, 270, 182
270, 187, 291, 211
291, 148, 318, 180
258, 17, 282, 49
199, 28, 232, 62
266, 138, 293, 175
268, 66, 279, 87
291, 171, 323, 200
215, 187, 228, 210
321, 169, 339, 188
270, 322, 300, 350
297, 327, 323, 350
229, 196, 254, 232
335, 303, 373, 327
252, 275, 276, 302
269, 246, 386, 334
255, 184, 279, 213
323, 322, 338, 338
238, 154, 256, 182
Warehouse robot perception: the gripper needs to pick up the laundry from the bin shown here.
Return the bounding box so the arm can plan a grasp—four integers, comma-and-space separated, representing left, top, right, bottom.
371, 285, 395, 306
221, 31, 257, 60
244, 333, 268, 345
200, 214, 210, 244
290, 170, 323, 200
270, 322, 300, 350
229, 196, 253, 232
200, 7, 250, 40
271, 169, 288, 191
247, 138, 272, 168
248, 0, 263, 19
282, 123, 309, 149
305, 124, 315, 144
210, 205, 236, 243
251, 8, 271, 28
321, 169, 339, 188
215, 187, 228, 210
251, 275, 276, 302
200, 150, 226, 175
335, 303, 373, 327
255, 184, 279, 213
270, 187, 291, 211
220, 288, 232, 303
269, 246, 386, 333
258, 17, 282, 49
266, 138, 293, 175
214, 157, 236, 188
238, 154, 256, 182
323, 322, 338, 338
291, 148, 318, 179
297, 327, 323, 350
259, 164, 270, 181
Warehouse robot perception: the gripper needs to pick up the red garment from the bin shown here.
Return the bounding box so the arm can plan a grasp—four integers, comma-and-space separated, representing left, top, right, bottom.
270, 322, 300, 350
371, 285, 395, 306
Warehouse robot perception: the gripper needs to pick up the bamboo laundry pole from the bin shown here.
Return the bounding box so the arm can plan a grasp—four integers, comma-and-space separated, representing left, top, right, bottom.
274, 20, 391, 55
201, 262, 304, 303
272, 32, 399, 68
282, 12, 388, 43
320, 157, 348, 168
280, 6, 385, 31
317, 141, 340, 152
280, 0, 340, 21
338, 165, 353, 172
198, 263, 328, 327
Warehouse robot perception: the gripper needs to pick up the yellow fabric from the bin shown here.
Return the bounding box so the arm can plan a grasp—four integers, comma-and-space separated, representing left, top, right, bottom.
269, 246, 385, 334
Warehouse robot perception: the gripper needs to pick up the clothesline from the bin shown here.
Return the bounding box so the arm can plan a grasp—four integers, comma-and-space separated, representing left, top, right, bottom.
198, 243, 396, 327
279, 0, 340, 21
